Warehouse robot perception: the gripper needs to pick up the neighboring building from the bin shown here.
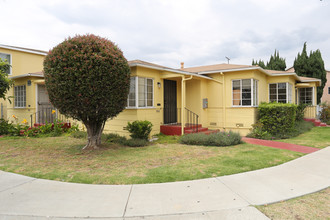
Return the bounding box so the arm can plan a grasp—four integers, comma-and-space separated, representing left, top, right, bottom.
0, 45, 321, 136
321, 70, 330, 103
0, 45, 48, 121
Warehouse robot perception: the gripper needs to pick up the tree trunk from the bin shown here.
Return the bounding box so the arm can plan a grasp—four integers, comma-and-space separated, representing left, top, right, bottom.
83, 121, 105, 150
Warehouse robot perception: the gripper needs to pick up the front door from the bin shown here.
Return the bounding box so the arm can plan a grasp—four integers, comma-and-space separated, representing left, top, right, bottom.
164, 79, 177, 124
37, 84, 54, 124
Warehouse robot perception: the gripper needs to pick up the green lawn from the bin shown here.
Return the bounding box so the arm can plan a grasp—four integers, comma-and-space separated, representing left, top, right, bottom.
277, 127, 330, 149
257, 187, 330, 220
0, 135, 303, 185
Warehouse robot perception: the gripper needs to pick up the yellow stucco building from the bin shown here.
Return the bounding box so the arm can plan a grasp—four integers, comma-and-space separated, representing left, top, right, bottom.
0, 45, 321, 136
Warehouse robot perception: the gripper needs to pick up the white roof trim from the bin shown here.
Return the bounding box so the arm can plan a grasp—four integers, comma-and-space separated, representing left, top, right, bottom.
0, 44, 47, 56
299, 78, 321, 82
129, 62, 212, 80
198, 66, 263, 75
198, 66, 305, 81
9, 73, 44, 79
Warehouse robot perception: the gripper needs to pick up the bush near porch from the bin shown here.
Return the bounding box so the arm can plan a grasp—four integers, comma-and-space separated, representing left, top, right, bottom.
179, 131, 241, 146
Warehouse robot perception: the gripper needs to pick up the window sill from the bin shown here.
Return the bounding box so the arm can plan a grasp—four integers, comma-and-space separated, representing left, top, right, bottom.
14, 107, 26, 109
125, 107, 156, 110
231, 106, 258, 108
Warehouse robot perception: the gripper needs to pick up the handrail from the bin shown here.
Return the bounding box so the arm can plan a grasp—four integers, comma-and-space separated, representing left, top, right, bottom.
30, 108, 69, 127
184, 107, 199, 133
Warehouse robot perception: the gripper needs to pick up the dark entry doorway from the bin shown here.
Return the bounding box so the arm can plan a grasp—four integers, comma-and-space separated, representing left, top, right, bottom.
37, 84, 55, 124
164, 79, 177, 124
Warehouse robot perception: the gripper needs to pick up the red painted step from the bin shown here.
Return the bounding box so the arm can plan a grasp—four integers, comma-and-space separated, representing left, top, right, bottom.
303, 118, 329, 127
160, 124, 218, 135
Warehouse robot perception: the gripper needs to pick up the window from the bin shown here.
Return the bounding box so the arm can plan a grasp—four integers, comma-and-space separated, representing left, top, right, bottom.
127, 77, 153, 108
299, 88, 313, 105
328, 87, 330, 95
14, 85, 26, 108
0, 53, 11, 75
232, 79, 258, 106
269, 83, 292, 103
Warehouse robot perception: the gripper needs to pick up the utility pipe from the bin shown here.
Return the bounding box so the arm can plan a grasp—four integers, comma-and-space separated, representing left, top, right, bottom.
181, 75, 193, 135
220, 72, 226, 131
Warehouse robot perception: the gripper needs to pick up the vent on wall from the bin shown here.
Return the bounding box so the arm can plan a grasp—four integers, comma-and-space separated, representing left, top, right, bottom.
210, 122, 217, 126
236, 123, 244, 127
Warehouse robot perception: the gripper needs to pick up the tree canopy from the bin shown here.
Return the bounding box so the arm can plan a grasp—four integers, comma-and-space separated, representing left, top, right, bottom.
0, 59, 12, 100
252, 49, 286, 71
294, 42, 327, 104
43, 34, 131, 150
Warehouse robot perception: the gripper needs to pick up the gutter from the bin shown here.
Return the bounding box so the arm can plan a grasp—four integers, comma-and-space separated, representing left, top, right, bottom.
129, 62, 212, 80
9, 73, 44, 79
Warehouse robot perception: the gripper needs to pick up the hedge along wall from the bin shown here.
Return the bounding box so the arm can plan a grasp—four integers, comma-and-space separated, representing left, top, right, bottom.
258, 102, 297, 136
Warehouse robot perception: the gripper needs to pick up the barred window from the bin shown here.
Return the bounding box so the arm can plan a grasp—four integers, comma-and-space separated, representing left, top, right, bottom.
14, 85, 26, 108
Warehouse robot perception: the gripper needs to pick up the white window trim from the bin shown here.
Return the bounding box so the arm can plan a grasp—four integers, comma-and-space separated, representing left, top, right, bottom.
232, 79, 258, 107
297, 87, 315, 105
126, 76, 154, 109
0, 52, 12, 75
14, 85, 26, 108
269, 82, 292, 103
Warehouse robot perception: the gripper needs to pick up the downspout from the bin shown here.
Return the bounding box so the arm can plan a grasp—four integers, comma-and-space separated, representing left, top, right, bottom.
220, 72, 226, 130
181, 75, 193, 135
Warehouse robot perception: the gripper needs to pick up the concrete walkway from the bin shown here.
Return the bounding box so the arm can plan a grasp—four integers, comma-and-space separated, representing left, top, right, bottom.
0, 147, 329, 220
242, 137, 320, 153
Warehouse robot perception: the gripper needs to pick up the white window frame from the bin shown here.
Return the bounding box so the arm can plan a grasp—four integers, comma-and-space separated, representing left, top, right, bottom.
14, 85, 26, 108
127, 76, 154, 109
269, 82, 293, 103
232, 79, 258, 107
298, 87, 314, 105
0, 52, 12, 75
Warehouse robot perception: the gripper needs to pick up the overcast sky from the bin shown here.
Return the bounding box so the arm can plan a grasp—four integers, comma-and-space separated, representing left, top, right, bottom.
1, 0, 329, 69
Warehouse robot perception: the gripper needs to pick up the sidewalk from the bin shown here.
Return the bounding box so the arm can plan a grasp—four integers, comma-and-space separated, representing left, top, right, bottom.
0, 147, 329, 220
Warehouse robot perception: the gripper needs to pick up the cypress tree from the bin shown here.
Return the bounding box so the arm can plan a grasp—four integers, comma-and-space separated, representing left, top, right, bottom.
252, 50, 286, 70
294, 43, 327, 104
294, 42, 311, 77
267, 50, 286, 71
252, 59, 266, 69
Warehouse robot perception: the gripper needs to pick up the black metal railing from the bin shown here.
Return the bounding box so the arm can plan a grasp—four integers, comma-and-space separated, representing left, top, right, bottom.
30, 108, 69, 127
185, 107, 199, 133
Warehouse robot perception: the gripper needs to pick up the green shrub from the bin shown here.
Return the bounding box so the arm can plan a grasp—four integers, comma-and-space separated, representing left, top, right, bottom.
119, 138, 149, 147
296, 104, 308, 121
105, 133, 126, 144
291, 120, 314, 137
247, 122, 272, 140
125, 120, 153, 140
319, 102, 330, 125
258, 102, 297, 136
0, 119, 14, 135
179, 131, 241, 147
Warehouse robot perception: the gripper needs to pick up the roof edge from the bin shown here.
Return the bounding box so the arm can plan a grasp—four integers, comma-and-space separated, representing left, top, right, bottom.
9, 73, 44, 79
0, 44, 47, 56
129, 62, 212, 80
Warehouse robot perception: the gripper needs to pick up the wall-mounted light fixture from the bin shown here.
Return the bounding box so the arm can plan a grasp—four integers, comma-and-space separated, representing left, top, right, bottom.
157, 82, 161, 88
